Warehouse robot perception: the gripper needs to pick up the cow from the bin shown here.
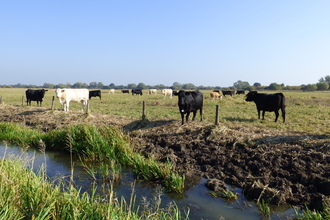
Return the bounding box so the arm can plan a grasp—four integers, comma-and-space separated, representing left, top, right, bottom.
108, 89, 115, 94
89, 90, 101, 100
245, 91, 286, 122
131, 89, 143, 95
55, 88, 89, 112
210, 92, 222, 100
162, 89, 173, 99
147, 89, 157, 95
174, 90, 203, 125
236, 90, 245, 95
222, 90, 236, 96
121, 89, 130, 94
25, 89, 48, 107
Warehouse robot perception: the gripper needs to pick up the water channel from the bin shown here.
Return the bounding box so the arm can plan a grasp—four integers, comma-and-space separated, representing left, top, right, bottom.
0, 143, 297, 220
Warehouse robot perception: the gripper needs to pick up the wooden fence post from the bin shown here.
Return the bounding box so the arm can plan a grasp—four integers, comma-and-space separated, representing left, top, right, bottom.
142, 101, 146, 120
215, 105, 219, 125
51, 96, 55, 110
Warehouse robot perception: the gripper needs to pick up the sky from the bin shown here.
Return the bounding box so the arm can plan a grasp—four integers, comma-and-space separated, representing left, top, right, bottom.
1, 1, 329, 87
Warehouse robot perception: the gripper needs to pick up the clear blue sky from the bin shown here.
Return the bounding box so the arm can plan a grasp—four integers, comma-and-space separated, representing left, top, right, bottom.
1, 1, 329, 87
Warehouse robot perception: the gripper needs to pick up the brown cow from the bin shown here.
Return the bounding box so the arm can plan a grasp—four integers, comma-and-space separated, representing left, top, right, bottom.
210, 92, 222, 100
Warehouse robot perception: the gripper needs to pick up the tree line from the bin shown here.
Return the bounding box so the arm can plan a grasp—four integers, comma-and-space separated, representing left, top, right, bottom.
1, 76, 330, 91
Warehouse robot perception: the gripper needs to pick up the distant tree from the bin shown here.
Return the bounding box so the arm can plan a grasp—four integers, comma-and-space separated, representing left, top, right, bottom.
97, 82, 104, 88
89, 82, 98, 88
137, 82, 147, 89
182, 83, 197, 90
319, 75, 330, 84
253, 82, 261, 87
72, 82, 84, 88
171, 82, 182, 90
317, 82, 329, 90
43, 83, 55, 88
301, 84, 317, 91
154, 84, 166, 90
266, 83, 284, 90
115, 85, 125, 89
233, 80, 250, 89
127, 83, 137, 89
109, 83, 115, 89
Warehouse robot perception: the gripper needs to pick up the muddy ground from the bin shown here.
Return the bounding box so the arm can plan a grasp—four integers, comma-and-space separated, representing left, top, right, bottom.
1, 104, 330, 211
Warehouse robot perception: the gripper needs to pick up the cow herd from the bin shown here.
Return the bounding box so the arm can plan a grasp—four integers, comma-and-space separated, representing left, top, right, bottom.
24, 88, 286, 124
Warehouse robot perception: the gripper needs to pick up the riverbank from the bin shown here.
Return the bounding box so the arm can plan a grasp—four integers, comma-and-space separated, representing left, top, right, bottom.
1, 104, 330, 212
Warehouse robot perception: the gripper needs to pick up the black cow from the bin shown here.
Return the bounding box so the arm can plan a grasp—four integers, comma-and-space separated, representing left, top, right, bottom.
222, 90, 235, 96
174, 90, 203, 125
131, 89, 143, 95
89, 90, 101, 100
245, 91, 286, 122
121, 89, 130, 94
25, 89, 48, 107
236, 90, 245, 95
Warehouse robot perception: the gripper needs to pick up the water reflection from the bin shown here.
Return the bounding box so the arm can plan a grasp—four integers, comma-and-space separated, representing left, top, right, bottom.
0, 143, 296, 220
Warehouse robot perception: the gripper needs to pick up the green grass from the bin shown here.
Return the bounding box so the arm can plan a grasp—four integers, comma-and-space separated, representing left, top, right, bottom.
0, 152, 190, 220
2, 88, 330, 135
0, 122, 185, 193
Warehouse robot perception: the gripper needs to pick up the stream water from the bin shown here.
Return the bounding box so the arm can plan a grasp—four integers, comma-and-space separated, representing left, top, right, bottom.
0, 143, 297, 220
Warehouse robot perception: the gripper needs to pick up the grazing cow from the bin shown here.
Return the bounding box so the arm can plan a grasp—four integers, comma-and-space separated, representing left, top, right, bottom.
147, 89, 157, 95
89, 90, 101, 100
210, 92, 222, 100
174, 90, 203, 125
108, 89, 115, 94
222, 90, 236, 96
245, 91, 286, 122
236, 90, 245, 95
162, 89, 173, 99
55, 88, 89, 112
131, 89, 143, 95
25, 89, 48, 107
213, 90, 221, 94
121, 89, 130, 94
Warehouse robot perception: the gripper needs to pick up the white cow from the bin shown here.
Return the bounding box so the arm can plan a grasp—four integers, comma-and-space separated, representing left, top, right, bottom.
108, 89, 115, 94
162, 89, 173, 99
147, 89, 157, 95
55, 88, 89, 112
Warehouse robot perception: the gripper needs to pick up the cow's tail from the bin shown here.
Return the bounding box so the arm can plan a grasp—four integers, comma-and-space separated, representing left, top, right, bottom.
279, 93, 286, 122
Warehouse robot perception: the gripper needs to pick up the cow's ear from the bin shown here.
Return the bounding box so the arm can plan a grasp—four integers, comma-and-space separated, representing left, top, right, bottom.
61, 90, 65, 92
185, 91, 190, 96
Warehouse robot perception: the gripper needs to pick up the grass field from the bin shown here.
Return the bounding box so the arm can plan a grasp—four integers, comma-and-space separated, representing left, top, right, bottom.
1, 88, 330, 135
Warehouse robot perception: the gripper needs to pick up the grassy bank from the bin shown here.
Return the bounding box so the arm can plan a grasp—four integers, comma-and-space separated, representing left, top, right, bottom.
0, 122, 184, 193
0, 153, 189, 219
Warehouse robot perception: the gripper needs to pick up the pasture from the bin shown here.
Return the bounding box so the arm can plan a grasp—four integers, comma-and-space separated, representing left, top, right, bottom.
1, 88, 330, 135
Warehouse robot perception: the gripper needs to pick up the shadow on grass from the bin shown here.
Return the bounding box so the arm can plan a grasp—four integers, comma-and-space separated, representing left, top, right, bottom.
123, 119, 177, 131
224, 117, 255, 122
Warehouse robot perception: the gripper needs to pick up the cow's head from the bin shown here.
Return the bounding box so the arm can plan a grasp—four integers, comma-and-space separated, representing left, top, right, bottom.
245, 91, 258, 102
55, 89, 65, 99
175, 90, 194, 113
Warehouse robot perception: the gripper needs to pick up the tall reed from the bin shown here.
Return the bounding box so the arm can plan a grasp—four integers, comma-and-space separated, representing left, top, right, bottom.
0, 153, 190, 219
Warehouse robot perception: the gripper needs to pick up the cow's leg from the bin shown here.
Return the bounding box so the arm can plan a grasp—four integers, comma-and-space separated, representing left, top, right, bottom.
181, 113, 185, 125
192, 111, 197, 121
274, 110, 279, 122
262, 111, 266, 120
281, 107, 286, 122
200, 108, 203, 121
186, 112, 190, 123
257, 110, 261, 119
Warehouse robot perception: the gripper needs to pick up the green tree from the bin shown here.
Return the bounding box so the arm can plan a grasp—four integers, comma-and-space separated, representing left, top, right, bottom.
233, 80, 250, 89
317, 82, 329, 90
137, 82, 147, 89
127, 83, 137, 89
253, 82, 261, 87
